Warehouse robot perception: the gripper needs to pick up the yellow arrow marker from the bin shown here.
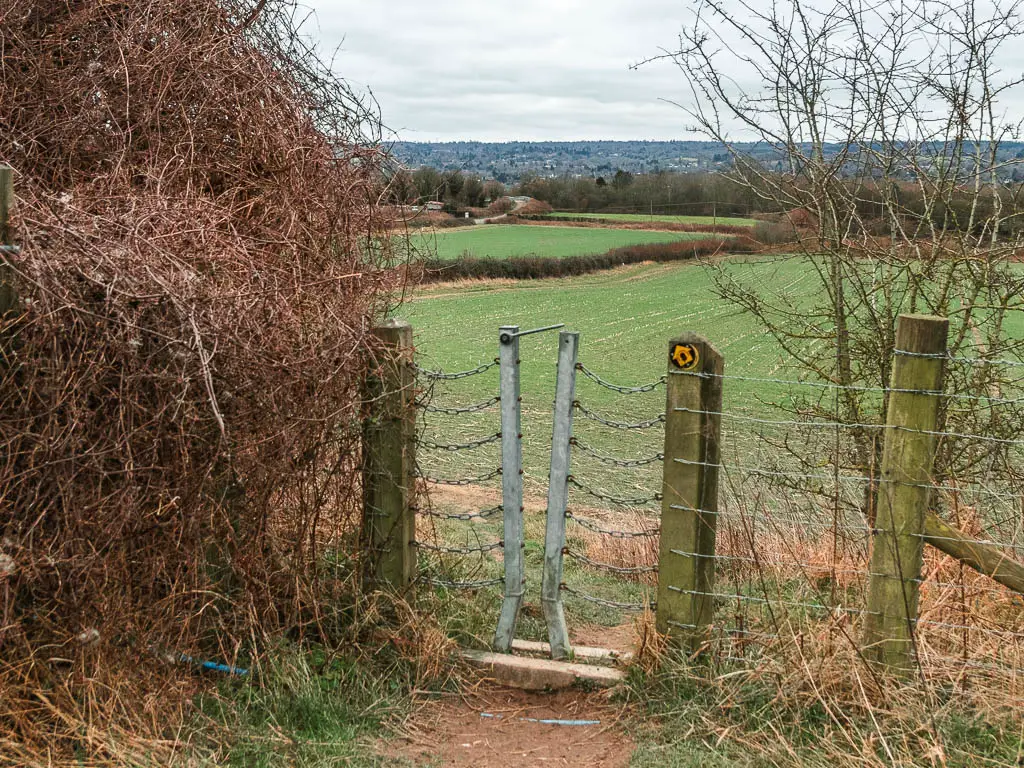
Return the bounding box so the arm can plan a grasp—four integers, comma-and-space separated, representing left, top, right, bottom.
671, 343, 699, 371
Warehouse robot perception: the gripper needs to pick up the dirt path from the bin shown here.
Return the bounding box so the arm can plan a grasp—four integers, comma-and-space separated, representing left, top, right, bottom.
386, 686, 634, 767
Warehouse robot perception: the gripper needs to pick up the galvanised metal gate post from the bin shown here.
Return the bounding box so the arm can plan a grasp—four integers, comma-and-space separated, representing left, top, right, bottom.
541, 331, 579, 659
494, 325, 524, 652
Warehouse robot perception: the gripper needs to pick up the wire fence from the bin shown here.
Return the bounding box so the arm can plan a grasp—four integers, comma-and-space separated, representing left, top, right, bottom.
412, 358, 508, 593
655, 345, 1024, 687
558, 362, 666, 616
405, 320, 1024, 694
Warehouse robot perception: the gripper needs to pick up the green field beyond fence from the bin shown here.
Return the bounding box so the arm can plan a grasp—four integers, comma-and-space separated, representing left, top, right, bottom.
548, 211, 758, 227
414, 224, 715, 261
407, 257, 818, 498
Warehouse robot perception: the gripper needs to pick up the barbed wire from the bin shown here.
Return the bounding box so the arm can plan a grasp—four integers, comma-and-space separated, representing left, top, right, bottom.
417, 505, 503, 522
414, 359, 499, 380
565, 511, 659, 538
414, 540, 504, 555
669, 369, 1024, 406
895, 349, 1024, 369
674, 406, 1024, 446
418, 396, 500, 415
568, 476, 662, 506
909, 531, 1024, 553
418, 432, 502, 452
671, 457, 1024, 500
571, 437, 663, 467
576, 363, 666, 394
560, 583, 655, 611
911, 617, 1024, 639
418, 467, 502, 486
666, 586, 876, 616
666, 620, 781, 642
668, 548, 866, 577
564, 549, 658, 574
574, 402, 665, 430
672, 456, 872, 485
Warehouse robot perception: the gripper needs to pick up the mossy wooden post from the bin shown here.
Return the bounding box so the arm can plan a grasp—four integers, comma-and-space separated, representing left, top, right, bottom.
0, 164, 16, 317
863, 314, 948, 672
363, 319, 416, 589
656, 334, 723, 649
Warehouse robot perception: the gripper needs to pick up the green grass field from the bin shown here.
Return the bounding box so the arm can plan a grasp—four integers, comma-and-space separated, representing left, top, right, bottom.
404, 257, 1024, 636
405, 257, 827, 634
548, 211, 758, 227
397, 257, 1024, 767
413, 224, 715, 261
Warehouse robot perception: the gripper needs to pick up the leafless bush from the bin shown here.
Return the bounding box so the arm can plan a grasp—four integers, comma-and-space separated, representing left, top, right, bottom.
0, 1, 402, 762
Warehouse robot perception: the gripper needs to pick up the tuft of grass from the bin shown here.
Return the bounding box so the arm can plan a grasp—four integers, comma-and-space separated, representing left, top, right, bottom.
624, 658, 1024, 767
195, 647, 411, 767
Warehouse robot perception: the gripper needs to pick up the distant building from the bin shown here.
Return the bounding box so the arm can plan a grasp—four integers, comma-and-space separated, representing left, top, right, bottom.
425, 201, 444, 212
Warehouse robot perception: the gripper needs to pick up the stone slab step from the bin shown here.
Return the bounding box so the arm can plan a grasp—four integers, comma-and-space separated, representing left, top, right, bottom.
462, 650, 624, 690
510, 639, 633, 666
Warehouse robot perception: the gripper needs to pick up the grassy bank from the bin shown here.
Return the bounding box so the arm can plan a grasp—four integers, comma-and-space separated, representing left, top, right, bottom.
414, 224, 714, 261
548, 212, 758, 227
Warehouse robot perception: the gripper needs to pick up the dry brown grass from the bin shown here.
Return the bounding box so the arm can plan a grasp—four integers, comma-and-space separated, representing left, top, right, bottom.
0, 1, 405, 763
571, 499, 1024, 713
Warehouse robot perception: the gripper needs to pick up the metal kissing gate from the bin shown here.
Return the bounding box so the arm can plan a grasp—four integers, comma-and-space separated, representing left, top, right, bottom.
417, 321, 656, 658
370, 318, 717, 660
373, 314, 1024, 677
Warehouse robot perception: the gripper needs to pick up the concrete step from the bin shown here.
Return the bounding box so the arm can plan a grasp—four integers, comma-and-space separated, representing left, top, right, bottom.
462, 649, 625, 690
510, 639, 633, 666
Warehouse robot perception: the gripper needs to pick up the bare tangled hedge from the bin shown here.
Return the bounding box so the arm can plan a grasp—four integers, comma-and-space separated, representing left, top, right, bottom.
0, 1, 400, 762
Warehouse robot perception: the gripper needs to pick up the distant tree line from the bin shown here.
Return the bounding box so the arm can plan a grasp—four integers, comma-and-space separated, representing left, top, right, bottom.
388, 163, 1024, 237
387, 166, 506, 211
510, 170, 766, 216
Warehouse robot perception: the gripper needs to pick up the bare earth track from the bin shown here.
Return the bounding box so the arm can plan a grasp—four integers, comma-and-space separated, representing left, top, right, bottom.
386, 687, 633, 767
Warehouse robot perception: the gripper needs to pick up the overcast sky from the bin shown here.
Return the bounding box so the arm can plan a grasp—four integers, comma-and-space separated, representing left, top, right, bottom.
309, 0, 695, 142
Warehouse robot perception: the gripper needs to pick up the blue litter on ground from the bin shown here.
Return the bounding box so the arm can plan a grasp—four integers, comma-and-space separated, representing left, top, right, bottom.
480, 713, 600, 726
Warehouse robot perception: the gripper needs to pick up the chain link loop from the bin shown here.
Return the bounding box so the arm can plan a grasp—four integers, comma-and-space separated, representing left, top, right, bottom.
423, 576, 505, 589
418, 433, 502, 452
415, 540, 504, 555
574, 401, 665, 430
571, 437, 663, 467
419, 396, 500, 415
576, 363, 666, 394
418, 468, 502, 486
560, 583, 655, 611
418, 505, 503, 521
568, 476, 661, 506
566, 511, 659, 539
414, 359, 500, 380
565, 549, 658, 574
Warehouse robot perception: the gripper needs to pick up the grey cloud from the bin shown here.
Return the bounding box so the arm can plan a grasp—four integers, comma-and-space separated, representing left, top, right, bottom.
309, 0, 693, 140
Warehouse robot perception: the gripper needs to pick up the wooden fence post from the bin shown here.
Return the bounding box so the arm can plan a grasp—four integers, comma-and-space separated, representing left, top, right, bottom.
0, 164, 17, 318
863, 314, 948, 671
363, 319, 417, 589
657, 334, 724, 650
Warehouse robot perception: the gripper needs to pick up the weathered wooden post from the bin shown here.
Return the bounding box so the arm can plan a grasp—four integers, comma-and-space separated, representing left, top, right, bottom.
863, 314, 948, 671
363, 319, 417, 589
0, 164, 17, 318
657, 334, 724, 649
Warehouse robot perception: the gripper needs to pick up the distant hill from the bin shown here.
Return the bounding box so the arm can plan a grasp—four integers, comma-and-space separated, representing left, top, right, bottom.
389, 140, 1024, 183
388, 141, 736, 181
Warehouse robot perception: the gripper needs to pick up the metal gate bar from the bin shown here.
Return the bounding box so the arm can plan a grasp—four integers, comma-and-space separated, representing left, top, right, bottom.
541, 331, 579, 659
493, 325, 524, 651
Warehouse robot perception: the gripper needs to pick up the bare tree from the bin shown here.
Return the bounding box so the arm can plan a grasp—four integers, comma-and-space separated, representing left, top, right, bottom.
659, 0, 1024, 517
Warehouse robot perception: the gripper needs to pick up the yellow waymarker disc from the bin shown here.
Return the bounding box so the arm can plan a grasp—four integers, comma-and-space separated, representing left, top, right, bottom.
671, 343, 699, 371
